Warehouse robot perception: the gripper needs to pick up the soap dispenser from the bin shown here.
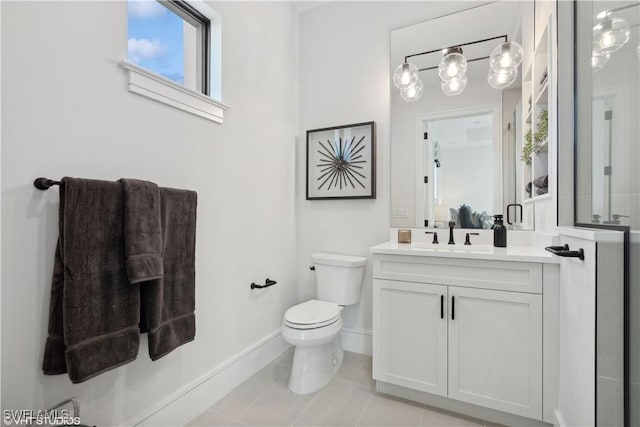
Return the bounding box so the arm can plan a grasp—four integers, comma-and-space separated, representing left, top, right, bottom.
493, 214, 507, 247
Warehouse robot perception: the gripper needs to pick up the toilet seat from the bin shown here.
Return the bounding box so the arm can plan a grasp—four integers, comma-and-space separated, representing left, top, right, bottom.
284, 299, 341, 330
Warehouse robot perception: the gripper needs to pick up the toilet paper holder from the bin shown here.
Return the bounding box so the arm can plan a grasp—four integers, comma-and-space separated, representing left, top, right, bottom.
250, 278, 278, 289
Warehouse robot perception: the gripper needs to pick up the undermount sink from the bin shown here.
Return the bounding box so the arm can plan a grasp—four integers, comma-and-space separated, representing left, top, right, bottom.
410, 242, 494, 253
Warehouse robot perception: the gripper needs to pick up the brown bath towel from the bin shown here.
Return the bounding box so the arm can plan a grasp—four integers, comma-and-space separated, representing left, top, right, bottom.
141, 187, 197, 360
120, 179, 164, 284
42, 178, 140, 383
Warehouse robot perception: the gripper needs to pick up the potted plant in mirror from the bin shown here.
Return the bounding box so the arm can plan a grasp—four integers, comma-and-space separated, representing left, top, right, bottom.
534, 109, 548, 146
521, 128, 537, 164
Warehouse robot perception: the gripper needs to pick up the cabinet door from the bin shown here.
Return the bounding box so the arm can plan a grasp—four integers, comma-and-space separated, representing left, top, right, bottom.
448, 286, 542, 419
373, 279, 447, 396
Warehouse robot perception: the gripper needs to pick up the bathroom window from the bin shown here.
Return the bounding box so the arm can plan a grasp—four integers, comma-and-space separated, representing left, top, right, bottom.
122, 0, 227, 122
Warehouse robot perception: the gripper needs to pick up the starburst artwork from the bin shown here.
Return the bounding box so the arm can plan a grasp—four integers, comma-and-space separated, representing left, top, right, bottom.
306, 122, 376, 200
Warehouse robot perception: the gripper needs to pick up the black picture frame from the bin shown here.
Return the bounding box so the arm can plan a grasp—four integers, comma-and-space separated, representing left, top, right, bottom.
306, 121, 376, 200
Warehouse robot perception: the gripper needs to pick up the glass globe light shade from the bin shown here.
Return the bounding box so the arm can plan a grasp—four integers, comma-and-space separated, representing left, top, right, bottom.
487, 68, 518, 89
393, 62, 419, 89
440, 75, 467, 96
438, 53, 467, 80
591, 51, 610, 72
400, 79, 424, 102
591, 40, 610, 71
593, 17, 630, 54
489, 42, 524, 72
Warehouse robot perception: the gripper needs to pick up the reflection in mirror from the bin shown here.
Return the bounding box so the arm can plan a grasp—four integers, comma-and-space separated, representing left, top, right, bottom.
422, 109, 499, 229
576, 0, 638, 229
575, 2, 638, 426
390, 1, 535, 230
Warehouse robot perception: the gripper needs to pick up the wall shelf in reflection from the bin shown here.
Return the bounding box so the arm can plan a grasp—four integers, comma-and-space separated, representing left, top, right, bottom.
523, 193, 551, 204
534, 81, 549, 105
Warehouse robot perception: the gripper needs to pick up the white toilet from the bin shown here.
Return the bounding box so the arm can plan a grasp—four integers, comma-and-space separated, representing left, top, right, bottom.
281, 252, 367, 394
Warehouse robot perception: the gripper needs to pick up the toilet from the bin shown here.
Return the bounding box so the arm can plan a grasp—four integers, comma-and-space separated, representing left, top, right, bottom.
281, 252, 367, 394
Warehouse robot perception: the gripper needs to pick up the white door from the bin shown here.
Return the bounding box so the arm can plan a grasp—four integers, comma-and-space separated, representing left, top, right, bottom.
448, 286, 542, 419
372, 279, 448, 396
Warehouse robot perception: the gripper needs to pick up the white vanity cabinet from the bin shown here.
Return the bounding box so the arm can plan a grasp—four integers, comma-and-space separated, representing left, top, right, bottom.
375, 280, 448, 396
372, 251, 557, 423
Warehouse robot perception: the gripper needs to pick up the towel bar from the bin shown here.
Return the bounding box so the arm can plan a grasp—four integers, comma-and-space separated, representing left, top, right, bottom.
34, 177, 62, 190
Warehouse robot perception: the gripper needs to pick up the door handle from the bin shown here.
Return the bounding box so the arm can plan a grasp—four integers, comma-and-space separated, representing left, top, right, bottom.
440, 295, 444, 319
451, 296, 455, 320
545, 245, 585, 261
506, 203, 523, 225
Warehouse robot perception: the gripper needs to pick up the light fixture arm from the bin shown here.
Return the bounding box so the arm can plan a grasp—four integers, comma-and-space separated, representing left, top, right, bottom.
403, 34, 508, 67
607, 3, 639, 15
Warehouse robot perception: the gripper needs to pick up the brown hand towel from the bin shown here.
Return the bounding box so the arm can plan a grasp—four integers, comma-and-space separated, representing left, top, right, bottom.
120, 179, 164, 284
141, 187, 197, 360
43, 178, 140, 383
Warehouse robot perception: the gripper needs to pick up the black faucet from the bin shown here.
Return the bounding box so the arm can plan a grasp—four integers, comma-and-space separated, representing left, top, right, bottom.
425, 231, 439, 244
464, 232, 480, 245
448, 221, 456, 245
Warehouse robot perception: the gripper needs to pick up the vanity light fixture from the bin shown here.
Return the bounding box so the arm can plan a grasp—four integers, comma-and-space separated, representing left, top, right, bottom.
593, 16, 630, 54
488, 67, 518, 89
401, 79, 424, 102
489, 42, 523, 72
393, 62, 420, 89
438, 47, 468, 96
441, 75, 468, 96
591, 41, 610, 72
592, 3, 638, 64
393, 35, 523, 101
438, 48, 467, 80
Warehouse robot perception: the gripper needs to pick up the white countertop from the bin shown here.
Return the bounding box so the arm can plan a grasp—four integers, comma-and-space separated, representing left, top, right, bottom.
370, 241, 560, 264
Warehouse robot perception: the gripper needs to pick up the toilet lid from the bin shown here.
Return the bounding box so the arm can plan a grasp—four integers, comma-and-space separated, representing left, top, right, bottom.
284, 299, 341, 326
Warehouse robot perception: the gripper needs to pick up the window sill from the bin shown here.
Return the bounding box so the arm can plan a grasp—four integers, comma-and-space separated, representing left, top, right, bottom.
120, 60, 229, 123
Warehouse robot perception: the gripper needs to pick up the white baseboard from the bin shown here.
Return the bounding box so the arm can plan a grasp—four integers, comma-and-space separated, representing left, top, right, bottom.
341, 327, 372, 355
554, 410, 566, 427
131, 330, 290, 427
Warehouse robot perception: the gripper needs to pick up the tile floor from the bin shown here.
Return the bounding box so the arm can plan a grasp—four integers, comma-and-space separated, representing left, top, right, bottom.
187, 350, 498, 427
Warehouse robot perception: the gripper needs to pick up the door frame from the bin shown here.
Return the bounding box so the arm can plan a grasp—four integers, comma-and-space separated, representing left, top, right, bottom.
415, 105, 502, 228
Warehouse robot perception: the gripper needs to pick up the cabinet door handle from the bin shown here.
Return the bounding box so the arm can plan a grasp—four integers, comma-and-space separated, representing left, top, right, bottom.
451, 296, 455, 320
440, 295, 444, 319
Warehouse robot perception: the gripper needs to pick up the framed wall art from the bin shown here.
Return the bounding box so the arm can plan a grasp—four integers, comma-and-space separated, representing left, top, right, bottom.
306, 121, 376, 200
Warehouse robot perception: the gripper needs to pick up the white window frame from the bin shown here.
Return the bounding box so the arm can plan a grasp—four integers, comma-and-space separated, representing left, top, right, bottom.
121, 0, 228, 123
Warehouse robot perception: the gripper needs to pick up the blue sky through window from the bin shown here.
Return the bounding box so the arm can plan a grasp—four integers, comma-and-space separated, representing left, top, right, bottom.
128, 0, 184, 84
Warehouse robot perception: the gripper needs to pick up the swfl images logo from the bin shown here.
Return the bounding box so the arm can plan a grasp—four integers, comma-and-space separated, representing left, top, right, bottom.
3, 409, 81, 425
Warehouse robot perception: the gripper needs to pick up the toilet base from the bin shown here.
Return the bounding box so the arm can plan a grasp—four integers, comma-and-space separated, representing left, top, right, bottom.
288, 334, 343, 394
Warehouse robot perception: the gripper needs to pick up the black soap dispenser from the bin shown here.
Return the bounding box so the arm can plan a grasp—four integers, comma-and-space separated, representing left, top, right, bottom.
493, 214, 507, 248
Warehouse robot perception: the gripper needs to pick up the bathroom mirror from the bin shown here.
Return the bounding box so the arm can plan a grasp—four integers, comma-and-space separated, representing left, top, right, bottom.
574, 2, 638, 424
575, 0, 639, 229
390, 1, 535, 229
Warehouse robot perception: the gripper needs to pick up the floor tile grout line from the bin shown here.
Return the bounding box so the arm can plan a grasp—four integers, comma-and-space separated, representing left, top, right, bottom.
354, 393, 373, 427
419, 405, 426, 427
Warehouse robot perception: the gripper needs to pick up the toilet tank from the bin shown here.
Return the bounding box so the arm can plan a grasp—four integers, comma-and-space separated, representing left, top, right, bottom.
312, 252, 367, 306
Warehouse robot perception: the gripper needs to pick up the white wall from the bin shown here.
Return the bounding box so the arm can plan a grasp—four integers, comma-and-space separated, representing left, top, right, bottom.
1, 2, 298, 425
296, 1, 490, 347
